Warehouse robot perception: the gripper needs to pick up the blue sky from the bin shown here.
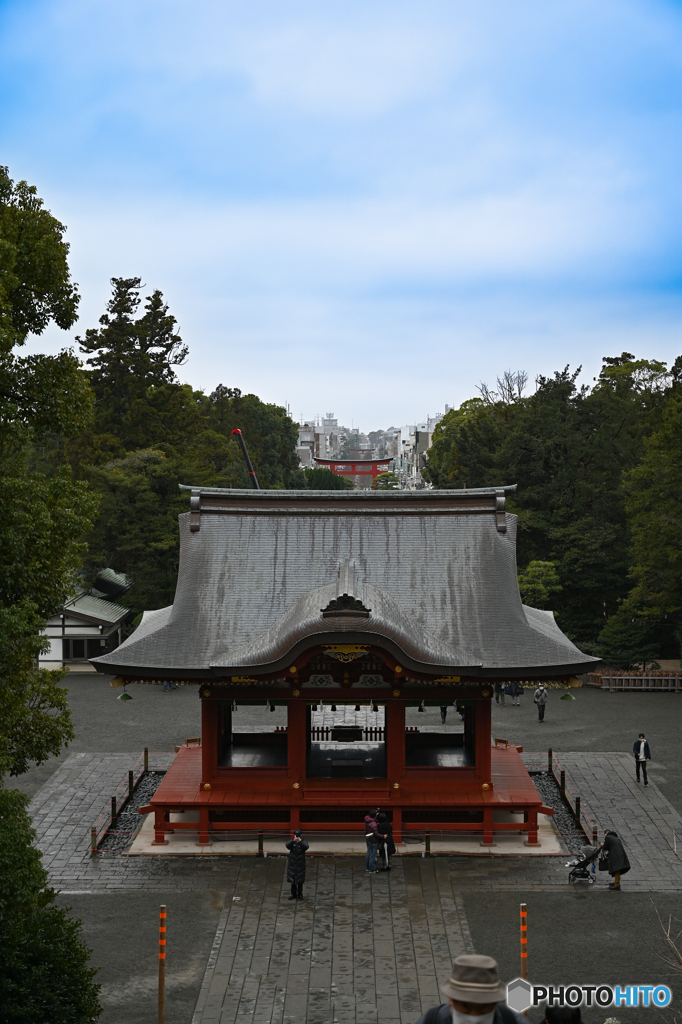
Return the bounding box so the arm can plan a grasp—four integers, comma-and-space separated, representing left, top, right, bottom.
2, 0, 682, 427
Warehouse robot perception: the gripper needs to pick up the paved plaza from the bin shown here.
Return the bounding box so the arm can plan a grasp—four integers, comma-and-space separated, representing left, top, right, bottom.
14, 678, 682, 1022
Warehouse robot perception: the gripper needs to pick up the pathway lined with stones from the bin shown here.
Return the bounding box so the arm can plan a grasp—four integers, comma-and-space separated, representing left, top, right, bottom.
190, 858, 473, 1024
548, 751, 682, 890
28, 749, 682, 1023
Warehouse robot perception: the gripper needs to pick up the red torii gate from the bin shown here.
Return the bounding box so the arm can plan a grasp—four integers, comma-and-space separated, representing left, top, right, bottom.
313, 456, 392, 486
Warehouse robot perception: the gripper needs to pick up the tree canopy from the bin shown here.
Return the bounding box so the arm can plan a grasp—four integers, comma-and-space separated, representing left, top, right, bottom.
0, 167, 98, 778
0, 788, 101, 1022
426, 354, 681, 664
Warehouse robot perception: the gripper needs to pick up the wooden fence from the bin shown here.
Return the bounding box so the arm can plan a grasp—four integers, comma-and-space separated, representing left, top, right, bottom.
589, 671, 681, 693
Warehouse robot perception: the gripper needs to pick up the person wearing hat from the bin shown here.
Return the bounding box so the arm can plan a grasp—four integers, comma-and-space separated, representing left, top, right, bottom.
285, 829, 309, 900
415, 954, 522, 1024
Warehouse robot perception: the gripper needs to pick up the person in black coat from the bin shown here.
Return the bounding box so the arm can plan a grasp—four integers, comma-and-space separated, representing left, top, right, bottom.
633, 733, 652, 785
285, 829, 309, 900
600, 829, 630, 890
377, 812, 396, 871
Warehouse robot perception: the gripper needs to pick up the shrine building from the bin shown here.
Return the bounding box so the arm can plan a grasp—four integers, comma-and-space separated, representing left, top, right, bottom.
93, 485, 597, 847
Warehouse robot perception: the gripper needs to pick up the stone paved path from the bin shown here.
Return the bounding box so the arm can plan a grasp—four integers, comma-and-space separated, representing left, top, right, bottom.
28, 750, 682, 1022
190, 858, 473, 1024
528, 751, 682, 890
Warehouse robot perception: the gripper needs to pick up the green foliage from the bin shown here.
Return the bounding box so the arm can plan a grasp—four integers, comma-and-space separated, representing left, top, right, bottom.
339, 431, 364, 457
371, 471, 400, 490
304, 467, 354, 490
427, 354, 679, 649
0, 166, 80, 349
0, 168, 98, 778
72, 280, 302, 615
517, 561, 562, 609
596, 386, 682, 665
0, 788, 101, 1022
597, 604, 662, 669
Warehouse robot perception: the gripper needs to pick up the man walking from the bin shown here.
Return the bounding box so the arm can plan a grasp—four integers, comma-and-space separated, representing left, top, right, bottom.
534, 683, 548, 722
633, 732, 651, 785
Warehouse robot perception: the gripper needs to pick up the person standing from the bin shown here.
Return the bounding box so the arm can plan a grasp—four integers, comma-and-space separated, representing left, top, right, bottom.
600, 829, 630, 890
633, 732, 651, 785
494, 683, 505, 707
285, 829, 309, 900
365, 810, 380, 874
508, 682, 522, 707
534, 683, 547, 722
377, 812, 395, 871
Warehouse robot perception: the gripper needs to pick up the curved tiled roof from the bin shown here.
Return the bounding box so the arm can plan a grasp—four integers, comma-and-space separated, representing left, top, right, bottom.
93, 487, 597, 677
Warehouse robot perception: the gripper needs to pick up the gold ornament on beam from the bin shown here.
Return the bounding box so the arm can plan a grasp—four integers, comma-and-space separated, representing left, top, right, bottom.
322, 644, 370, 663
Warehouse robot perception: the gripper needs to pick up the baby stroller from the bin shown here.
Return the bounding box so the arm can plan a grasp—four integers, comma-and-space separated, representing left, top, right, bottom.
567, 844, 600, 884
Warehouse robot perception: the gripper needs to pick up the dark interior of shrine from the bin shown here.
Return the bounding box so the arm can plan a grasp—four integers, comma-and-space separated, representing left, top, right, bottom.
216, 699, 477, 772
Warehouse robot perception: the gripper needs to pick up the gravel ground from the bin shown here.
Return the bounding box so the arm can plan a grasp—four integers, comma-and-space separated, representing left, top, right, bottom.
530, 771, 589, 849
98, 771, 166, 853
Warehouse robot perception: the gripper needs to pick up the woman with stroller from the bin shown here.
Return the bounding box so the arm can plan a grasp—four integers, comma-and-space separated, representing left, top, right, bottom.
377, 812, 395, 871
600, 829, 630, 890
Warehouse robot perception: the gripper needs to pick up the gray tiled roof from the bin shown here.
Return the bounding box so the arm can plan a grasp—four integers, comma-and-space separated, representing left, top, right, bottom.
64, 593, 129, 625
93, 488, 597, 677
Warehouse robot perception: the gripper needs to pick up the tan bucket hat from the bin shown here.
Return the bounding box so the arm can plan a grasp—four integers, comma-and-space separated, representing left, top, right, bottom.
440, 955, 507, 1004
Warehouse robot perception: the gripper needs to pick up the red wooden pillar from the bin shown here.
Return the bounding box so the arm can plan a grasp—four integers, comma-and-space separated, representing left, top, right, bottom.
525, 809, 539, 846
201, 696, 217, 783
197, 806, 210, 846
387, 698, 405, 843
481, 806, 495, 846
386, 698, 405, 782
287, 699, 306, 782
475, 696, 492, 783
153, 808, 168, 845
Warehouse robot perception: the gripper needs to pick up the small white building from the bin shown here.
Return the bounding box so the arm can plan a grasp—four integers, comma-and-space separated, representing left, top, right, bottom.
40, 569, 132, 672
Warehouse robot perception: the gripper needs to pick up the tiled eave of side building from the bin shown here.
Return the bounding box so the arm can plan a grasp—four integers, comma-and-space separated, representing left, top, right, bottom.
92, 486, 599, 680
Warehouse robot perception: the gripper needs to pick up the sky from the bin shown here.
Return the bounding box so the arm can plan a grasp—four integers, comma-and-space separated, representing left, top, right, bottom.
2, 0, 682, 428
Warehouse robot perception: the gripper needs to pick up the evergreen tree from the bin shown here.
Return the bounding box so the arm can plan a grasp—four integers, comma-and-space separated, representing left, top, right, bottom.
304, 467, 354, 490
0, 788, 100, 1022
0, 167, 98, 777
426, 355, 672, 646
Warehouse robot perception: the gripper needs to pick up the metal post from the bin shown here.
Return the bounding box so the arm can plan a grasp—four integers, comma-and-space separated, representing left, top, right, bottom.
258, 830, 264, 857
231, 429, 260, 489
425, 829, 431, 856
90, 826, 97, 856
520, 902, 528, 1016
547, 747, 552, 772
111, 796, 117, 828
560, 770, 566, 796
128, 770, 134, 800
158, 905, 166, 1024
144, 747, 149, 773
574, 796, 581, 825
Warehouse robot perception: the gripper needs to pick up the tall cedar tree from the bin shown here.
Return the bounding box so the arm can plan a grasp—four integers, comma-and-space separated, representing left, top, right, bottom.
77, 280, 302, 616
